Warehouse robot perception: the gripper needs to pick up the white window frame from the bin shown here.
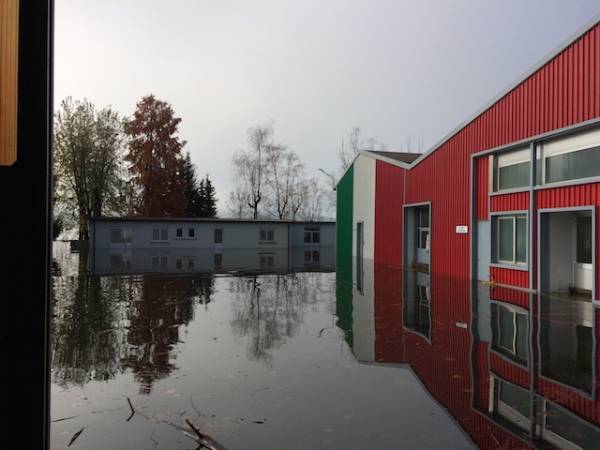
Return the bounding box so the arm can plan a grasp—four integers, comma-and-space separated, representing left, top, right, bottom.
495, 214, 527, 265
538, 127, 600, 186
493, 146, 531, 192
304, 227, 321, 244
259, 228, 275, 242
494, 303, 528, 360
152, 228, 169, 242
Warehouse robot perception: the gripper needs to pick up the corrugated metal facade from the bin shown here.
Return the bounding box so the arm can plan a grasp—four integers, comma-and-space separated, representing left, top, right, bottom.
490, 353, 530, 388
490, 266, 529, 288
366, 21, 600, 287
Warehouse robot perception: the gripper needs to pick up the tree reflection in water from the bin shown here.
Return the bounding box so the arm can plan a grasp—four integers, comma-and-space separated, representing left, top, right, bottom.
229, 273, 325, 365
52, 251, 214, 394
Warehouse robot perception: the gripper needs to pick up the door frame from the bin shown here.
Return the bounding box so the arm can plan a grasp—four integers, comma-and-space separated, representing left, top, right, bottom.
403, 201, 432, 271
537, 206, 596, 301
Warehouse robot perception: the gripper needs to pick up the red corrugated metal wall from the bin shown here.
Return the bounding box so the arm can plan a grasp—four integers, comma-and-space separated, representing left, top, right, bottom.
490, 353, 530, 388
490, 192, 529, 212
489, 285, 529, 308
398, 23, 600, 282
374, 264, 405, 363
490, 266, 529, 288
374, 161, 405, 267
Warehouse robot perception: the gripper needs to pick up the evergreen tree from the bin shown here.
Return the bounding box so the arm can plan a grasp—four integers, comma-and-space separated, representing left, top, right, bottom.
182, 153, 203, 217
198, 175, 218, 217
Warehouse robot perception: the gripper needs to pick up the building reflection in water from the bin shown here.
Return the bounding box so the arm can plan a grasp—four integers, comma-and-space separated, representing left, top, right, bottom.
337, 255, 600, 449
52, 246, 334, 394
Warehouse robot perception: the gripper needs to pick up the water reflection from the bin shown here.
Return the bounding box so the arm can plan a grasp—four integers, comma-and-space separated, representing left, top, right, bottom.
52, 243, 600, 449
337, 257, 600, 449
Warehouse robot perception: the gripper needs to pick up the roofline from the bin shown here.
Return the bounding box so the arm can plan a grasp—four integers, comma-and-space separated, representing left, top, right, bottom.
408, 12, 600, 168
337, 12, 600, 185
91, 216, 335, 225
336, 150, 413, 185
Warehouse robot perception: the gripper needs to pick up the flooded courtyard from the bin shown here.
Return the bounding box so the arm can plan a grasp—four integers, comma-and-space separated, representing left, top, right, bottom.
50, 243, 600, 449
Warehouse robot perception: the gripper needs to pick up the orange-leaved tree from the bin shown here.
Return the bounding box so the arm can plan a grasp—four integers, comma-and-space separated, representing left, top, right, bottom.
125, 95, 186, 217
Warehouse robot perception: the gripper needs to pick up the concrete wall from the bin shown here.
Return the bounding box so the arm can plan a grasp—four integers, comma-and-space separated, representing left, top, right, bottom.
352, 155, 376, 260
93, 221, 335, 251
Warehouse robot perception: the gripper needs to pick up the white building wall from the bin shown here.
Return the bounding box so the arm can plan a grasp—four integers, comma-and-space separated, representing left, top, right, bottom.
352, 154, 376, 260
93, 221, 290, 250
352, 261, 375, 362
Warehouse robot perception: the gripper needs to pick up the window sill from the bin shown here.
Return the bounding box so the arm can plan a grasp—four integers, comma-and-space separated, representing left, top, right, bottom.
151, 240, 169, 243
259, 241, 276, 244
490, 262, 529, 272
534, 175, 600, 191
174, 237, 197, 240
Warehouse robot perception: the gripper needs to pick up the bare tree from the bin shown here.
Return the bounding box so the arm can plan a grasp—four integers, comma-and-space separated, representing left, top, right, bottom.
289, 176, 307, 221
338, 126, 386, 172
227, 184, 248, 219
264, 145, 304, 219
230, 123, 274, 219
300, 177, 324, 221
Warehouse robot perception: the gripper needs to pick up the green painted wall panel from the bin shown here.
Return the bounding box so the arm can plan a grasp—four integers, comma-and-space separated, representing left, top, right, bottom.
336, 165, 354, 259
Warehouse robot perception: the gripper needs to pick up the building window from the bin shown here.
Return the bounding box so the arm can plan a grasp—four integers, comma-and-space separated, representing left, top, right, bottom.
214, 229, 223, 243
160, 256, 168, 267
176, 228, 183, 238
491, 303, 528, 365
110, 253, 131, 269
188, 259, 194, 269
110, 228, 132, 243
152, 228, 169, 242
304, 227, 320, 244
260, 229, 275, 242
539, 128, 600, 185
494, 215, 527, 265
304, 250, 320, 264
260, 254, 274, 270
176, 258, 182, 269
214, 253, 223, 269
152, 256, 159, 268
495, 380, 530, 431
188, 228, 195, 238
493, 147, 530, 191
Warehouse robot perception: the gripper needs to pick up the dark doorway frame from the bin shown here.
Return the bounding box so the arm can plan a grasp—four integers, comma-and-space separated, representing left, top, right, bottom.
0, 1, 53, 449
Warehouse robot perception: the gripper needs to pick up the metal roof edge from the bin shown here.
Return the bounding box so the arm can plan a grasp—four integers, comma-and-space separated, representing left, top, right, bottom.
335, 150, 411, 187
407, 11, 600, 169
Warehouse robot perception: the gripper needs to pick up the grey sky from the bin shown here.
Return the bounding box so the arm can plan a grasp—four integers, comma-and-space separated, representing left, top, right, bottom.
55, 0, 600, 215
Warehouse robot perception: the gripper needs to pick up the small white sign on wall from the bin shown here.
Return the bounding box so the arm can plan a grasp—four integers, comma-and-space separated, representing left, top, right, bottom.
456, 225, 468, 234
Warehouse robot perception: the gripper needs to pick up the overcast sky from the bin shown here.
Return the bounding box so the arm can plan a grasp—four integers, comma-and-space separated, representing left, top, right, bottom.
55, 0, 600, 215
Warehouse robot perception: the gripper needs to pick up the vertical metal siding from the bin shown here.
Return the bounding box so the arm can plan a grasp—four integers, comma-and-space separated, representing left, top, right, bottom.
476, 156, 489, 220
490, 192, 529, 212
373, 264, 404, 363
490, 353, 530, 388
489, 286, 529, 308
490, 266, 529, 288
374, 160, 405, 266
403, 23, 600, 282
336, 165, 354, 259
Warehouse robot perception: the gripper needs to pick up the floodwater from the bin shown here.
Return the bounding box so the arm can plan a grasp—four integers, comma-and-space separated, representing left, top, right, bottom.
51, 243, 600, 449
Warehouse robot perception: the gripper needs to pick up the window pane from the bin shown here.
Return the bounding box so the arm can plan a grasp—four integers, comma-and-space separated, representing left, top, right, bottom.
153, 229, 160, 240
498, 161, 530, 190
304, 250, 311, 262
498, 382, 530, 418
188, 228, 195, 238
312, 251, 320, 262
161, 228, 168, 240
546, 146, 600, 183
267, 230, 274, 241
176, 228, 183, 237
260, 230, 266, 240
516, 217, 527, 263
314, 232, 320, 243
515, 313, 528, 359
498, 218, 514, 262
577, 215, 592, 264
215, 229, 223, 243
176, 259, 182, 269
304, 232, 311, 243
498, 307, 515, 351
